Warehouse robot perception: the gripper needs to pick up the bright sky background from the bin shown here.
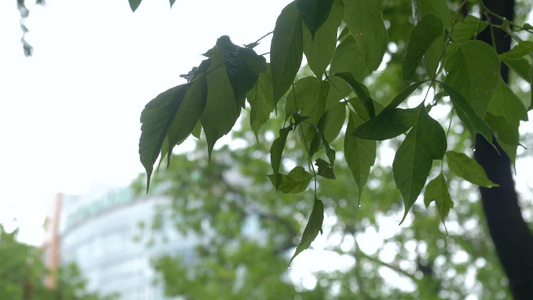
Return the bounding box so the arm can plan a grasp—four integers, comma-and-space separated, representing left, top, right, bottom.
0, 0, 289, 244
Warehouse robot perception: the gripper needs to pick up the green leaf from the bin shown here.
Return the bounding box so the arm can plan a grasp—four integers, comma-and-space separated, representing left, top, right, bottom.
296, 0, 336, 39
424, 172, 454, 220
169, 0, 176, 7
393, 105, 447, 224
216, 36, 267, 108
139, 84, 189, 188
446, 151, 499, 187
343, 0, 387, 76
329, 33, 371, 81
200, 49, 241, 158
129, 0, 142, 12
315, 158, 336, 180
289, 198, 324, 265
317, 102, 346, 142
485, 113, 519, 165
333, 72, 375, 118
302, 0, 342, 78
285, 77, 327, 124
384, 81, 425, 111
499, 41, 533, 60
417, 0, 452, 27
402, 14, 444, 82
271, 2, 304, 101
167, 77, 207, 154
353, 108, 420, 140
268, 166, 314, 193
345, 112, 376, 199
444, 40, 500, 119
247, 67, 275, 139
452, 16, 487, 43
501, 57, 531, 81
439, 82, 493, 144
270, 127, 291, 174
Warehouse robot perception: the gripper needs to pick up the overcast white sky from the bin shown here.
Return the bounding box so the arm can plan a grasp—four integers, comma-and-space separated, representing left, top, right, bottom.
0, 0, 289, 244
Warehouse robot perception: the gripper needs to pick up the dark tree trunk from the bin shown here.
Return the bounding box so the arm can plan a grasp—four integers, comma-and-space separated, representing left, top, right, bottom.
475, 1, 533, 299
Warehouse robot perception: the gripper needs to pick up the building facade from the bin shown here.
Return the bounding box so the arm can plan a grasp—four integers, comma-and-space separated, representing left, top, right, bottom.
44, 185, 197, 300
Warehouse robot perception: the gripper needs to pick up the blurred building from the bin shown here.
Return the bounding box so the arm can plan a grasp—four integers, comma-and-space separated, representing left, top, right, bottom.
43, 184, 197, 300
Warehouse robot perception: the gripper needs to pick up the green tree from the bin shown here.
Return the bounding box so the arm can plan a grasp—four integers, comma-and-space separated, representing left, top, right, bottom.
136, 0, 533, 298
0, 225, 118, 300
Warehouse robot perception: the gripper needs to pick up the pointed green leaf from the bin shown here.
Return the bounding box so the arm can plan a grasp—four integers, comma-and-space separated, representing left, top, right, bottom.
318, 102, 346, 142
216, 36, 267, 108
393, 106, 447, 223
501, 57, 531, 81
384, 81, 426, 111
446, 151, 499, 187
167, 77, 207, 153
343, 0, 387, 76
329, 33, 371, 81
417, 0, 452, 27
452, 16, 487, 43
139, 84, 189, 188
424, 172, 454, 219
270, 127, 291, 174
200, 49, 241, 158
500, 41, 533, 60
485, 113, 519, 165
302, 0, 342, 78
315, 158, 336, 180
444, 40, 500, 119
333, 72, 375, 118
247, 67, 275, 138
296, 0, 336, 39
345, 112, 376, 198
285, 77, 327, 123
353, 108, 420, 140
402, 14, 444, 82
169, 0, 176, 8
271, 2, 304, 101
129, 0, 142, 12
439, 82, 493, 144
289, 198, 324, 265
268, 166, 314, 194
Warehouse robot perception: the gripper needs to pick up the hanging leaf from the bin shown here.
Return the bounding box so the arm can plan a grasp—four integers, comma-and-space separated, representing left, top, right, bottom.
333, 72, 375, 118
446, 151, 499, 187
296, 0, 336, 39
247, 67, 275, 139
167, 76, 207, 154
393, 105, 447, 224
402, 13, 444, 82
345, 111, 376, 199
267, 166, 314, 193
129, 0, 142, 12
384, 81, 425, 110
417, 0, 452, 27
285, 77, 327, 124
439, 82, 493, 144
302, 0, 342, 78
216, 36, 267, 108
270, 127, 292, 175
444, 40, 500, 119
317, 102, 346, 142
289, 198, 324, 265
169, 0, 176, 8
353, 108, 420, 140
139, 84, 190, 189
343, 0, 387, 76
424, 172, 454, 220
499, 41, 533, 60
271, 2, 304, 101
452, 16, 488, 43
315, 158, 336, 180
200, 49, 241, 158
